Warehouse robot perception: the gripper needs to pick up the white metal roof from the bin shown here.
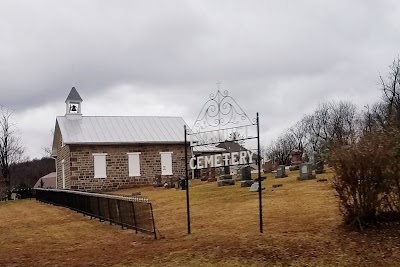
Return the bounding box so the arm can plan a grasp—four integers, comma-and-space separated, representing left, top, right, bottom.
192, 145, 226, 153
34, 172, 57, 188
57, 116, 187, 144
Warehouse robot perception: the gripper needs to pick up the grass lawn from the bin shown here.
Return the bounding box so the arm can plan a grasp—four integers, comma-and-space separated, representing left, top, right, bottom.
1, 168, 400, 266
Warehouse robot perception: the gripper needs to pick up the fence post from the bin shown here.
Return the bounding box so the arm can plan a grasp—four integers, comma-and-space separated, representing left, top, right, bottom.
131, 202, 138, 234
97, 197, 103, 222
87, 196, 93, 219
107, 198, 112, 225
117, 199, 124, 229
150, 203, 157, 240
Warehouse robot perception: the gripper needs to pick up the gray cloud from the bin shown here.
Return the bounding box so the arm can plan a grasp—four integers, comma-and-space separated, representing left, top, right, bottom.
1, 0, 399, 158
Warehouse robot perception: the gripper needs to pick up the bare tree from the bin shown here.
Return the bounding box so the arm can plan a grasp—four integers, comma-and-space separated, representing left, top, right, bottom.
307, 103, 330, 153
0, 106, 24, 193
228, 131, 245, 145
258, 144, 268, 162
266, 131, 296, 165
41, 129, 54, 158
377, 56, 400, 129
289, 116, 309, 154
359, 57, 400, 132
305, 101, 359, 153
327, 100, 359, 146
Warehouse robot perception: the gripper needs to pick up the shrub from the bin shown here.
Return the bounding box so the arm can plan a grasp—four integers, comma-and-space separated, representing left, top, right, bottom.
331, 130, 400, 229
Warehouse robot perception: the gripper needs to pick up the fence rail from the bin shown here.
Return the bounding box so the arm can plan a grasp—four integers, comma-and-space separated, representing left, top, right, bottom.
35, 188, 157, 239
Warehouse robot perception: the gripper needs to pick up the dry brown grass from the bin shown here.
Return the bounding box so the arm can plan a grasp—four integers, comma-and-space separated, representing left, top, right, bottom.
1, 168, 400, 267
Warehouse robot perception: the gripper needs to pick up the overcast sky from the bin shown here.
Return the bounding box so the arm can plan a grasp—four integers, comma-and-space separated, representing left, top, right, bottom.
1, 0, 399, 159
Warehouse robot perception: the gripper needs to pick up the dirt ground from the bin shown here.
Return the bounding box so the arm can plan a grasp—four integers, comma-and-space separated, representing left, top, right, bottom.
1, 168, 400, 267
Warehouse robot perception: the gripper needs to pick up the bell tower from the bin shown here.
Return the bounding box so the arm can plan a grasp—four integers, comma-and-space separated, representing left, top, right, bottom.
65, 87, 83, 119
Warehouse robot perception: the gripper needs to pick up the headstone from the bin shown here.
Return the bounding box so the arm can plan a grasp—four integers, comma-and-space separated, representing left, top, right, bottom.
236, 166, 243, 180
224, 165, 230, 174
289, 149, 302, 170
210, 168, 216, 179
219, 166, 232, 180
201, 168, 214, 181
315, 159, 325, 174
177, 177, 187, 190
153, 175, 163, 187
240, 180, 254, 187
271, 162, 277, 172
10, 193, 18, 200
275, 165, 288, 178
218, 165, 234, 186
312, 151, 319, 168
290, 149, 302, 165
249, 182, 265, 192
297, 163, 316, 180
164, 177, 175, 188
202, 168, 217, 182
217, 179, 235, 186
242, 165, 252, 180
263, 160, 273, 173
200, 176, 208, 181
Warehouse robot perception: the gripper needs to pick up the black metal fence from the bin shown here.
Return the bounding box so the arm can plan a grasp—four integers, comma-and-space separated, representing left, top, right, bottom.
35, 188, 157, 239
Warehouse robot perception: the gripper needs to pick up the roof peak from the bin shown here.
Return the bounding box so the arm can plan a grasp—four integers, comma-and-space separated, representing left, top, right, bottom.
65, 87, 83, 102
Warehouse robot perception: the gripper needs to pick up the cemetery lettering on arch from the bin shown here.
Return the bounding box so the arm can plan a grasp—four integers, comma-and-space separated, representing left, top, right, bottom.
189, 150, 255, 170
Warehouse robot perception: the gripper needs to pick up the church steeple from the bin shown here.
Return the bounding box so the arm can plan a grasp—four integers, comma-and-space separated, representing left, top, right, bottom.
65, 87, 83, 119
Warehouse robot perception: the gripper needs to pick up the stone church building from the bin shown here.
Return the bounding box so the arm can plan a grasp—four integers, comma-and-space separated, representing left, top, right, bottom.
52, 87, 188, 192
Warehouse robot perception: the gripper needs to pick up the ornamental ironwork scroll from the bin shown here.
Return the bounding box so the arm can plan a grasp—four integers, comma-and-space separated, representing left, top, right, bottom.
191, 90, 255, 134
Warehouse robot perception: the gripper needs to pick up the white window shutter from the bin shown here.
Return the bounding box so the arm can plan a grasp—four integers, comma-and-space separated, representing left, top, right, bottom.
93, 153, 107, 178
160, 152, 173, 175
127, 152, 141, 177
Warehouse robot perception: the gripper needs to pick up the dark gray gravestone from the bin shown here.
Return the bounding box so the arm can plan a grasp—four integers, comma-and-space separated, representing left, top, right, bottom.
217, 179, 235, 186
312, 151, 319, 168
224, 166, 230, 175
220, 166, 232, 180
275, 165, 288, 178
315, 160, 325, 174
240, 180, 254, 187
297, 163, 315, 180
241, 165, 252, 180
177, 177, 187, 190
218, 165, 234, 186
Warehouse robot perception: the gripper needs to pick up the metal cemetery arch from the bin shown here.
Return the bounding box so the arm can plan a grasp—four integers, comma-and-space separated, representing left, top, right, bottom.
184, 89, 263, 234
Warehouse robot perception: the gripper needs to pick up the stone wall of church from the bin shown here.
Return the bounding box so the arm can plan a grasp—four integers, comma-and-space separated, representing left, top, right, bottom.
55, 126, 71, 189
68, 143, 188, 192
